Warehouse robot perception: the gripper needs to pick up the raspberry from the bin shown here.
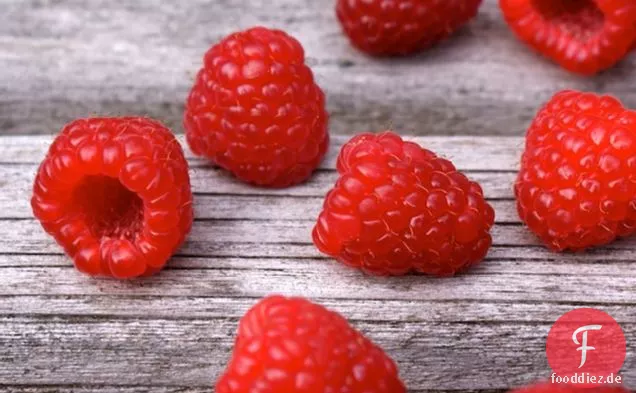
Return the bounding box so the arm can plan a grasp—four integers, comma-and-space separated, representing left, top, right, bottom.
515, 90, 636, 251
336, 0, 483, 56
499, 0, 636, 75
31, 117, 193, 278
509, 382, 629, 393
184, 26, 329, 188
216, 295, 406, 393
312, 132, 495, 276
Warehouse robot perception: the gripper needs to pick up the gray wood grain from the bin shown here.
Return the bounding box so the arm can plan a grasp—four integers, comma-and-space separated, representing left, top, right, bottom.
1, 0, 635, 136
6, 217, 636, 256
0, 388, 215, 393
0, 135, 523, 169
3, 316, 631, 390
2, 259, 636, 303
0, 165, 516, 214
0, 188, 521, 222
3, 295, 636, 322
0, 388, 505, 393
0, 134, 635, 392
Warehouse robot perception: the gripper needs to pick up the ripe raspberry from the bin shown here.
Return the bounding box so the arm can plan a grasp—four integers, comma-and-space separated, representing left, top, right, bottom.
312, 132, 495, 276
216, 295, 406, 393
184, 26, 329, 188
31, 117, 193, 278
515, 90, 636, 251
499, 0, 636, 75
509, 382, 630, 393
336, 0, 483, 56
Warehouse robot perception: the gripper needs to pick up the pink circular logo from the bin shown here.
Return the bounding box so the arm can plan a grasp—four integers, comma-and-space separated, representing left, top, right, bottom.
546, 308, 626, 387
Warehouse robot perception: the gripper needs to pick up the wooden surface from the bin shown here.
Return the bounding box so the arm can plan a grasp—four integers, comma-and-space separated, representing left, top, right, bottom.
2, 0, 636, 391
0, 134, 634, 393
2, 0, 636, 136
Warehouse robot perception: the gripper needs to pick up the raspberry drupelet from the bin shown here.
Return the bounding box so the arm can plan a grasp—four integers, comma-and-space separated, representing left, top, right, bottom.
216, 295, 406, 393
31, 117, 193, 278
499, 0, 636, 75
516, 90, 636, 251
336, 0, 483, 56
313, 132, 495, 276
184, 26, 329, 187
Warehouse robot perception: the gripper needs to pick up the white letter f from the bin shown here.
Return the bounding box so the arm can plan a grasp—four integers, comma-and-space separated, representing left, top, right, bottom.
572, 324, 602, 368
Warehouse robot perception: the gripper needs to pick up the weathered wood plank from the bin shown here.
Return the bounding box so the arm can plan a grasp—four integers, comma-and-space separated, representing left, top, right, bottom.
0, 135, 524, 170
0, 388, 214, 393
0, 159, 517, 219
3, 295, 636, 323
5, 218, 636, 257
0, 135, 521, 225
0, 190, 521, 223
4, 243, 636, 265
0, 388, 502, 393
0, 388, 503, 393
3, 316, 633, 389
2, 0, 635, 136
0, 165, 518, 220
2, 260, 636, 304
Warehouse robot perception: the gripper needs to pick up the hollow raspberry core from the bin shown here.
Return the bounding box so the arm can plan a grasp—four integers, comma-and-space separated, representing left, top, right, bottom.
71, 175, 144, 241
532, 0, 604, 40
31, 117, 194, 278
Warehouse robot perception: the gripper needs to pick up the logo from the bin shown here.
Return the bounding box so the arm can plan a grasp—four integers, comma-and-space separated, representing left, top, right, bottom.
572, 324, 602, 368
546, 308, 626, 387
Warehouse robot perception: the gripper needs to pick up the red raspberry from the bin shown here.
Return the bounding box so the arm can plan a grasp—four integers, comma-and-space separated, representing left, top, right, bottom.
312, 132, 495, 276
336, 0, 483, 56
515, 90, 636, 251
509, 382, 629, 393
184, 26, 329, 188
499, 0, 636, 75
31, 117, 193, 278
216, 295, 406, 393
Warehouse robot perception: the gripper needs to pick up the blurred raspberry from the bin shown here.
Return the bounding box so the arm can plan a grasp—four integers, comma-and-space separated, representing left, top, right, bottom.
500, 0, 636, 75
336, 0, 482, 55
